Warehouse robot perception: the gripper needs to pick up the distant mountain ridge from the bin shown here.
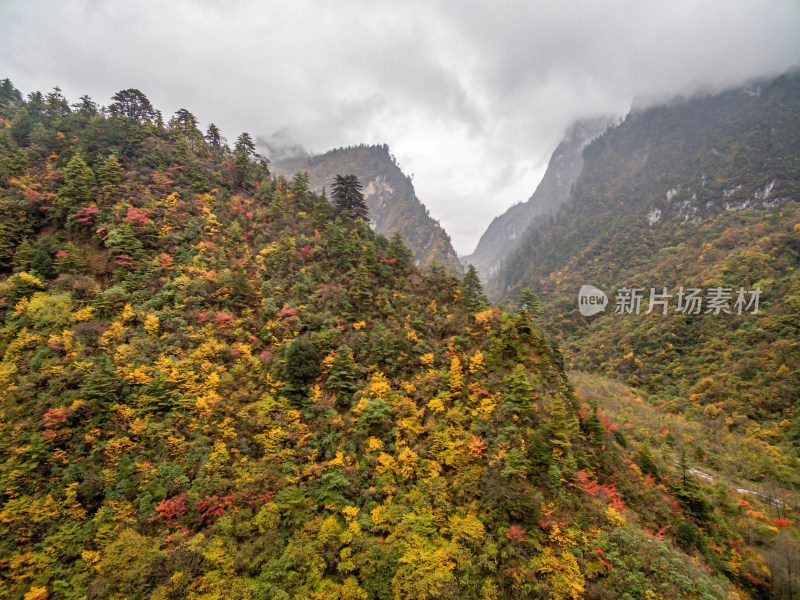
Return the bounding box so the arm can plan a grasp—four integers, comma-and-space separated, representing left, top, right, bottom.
497, 70, 800, 301
463, 117, 613, 282
486, 71, 800, 497
273, 144, 463, 274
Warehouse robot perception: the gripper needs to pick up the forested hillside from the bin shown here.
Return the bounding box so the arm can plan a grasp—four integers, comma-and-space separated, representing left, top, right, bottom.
492, 71, 800, 566
274, 145, 463, 274
0, 79, 795, 600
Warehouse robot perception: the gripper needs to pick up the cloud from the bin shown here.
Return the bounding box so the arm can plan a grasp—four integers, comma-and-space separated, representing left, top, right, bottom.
1, 0, 799, 253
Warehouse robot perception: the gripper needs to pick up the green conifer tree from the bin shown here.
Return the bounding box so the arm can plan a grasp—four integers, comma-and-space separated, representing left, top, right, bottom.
326, 345, 359, 402
281, 337, 320, 402
461, 264, 485, 310
331, 174, 368, 220
59, 153, 95, 209
97, 154, 124, 201
12, 239, 34, 272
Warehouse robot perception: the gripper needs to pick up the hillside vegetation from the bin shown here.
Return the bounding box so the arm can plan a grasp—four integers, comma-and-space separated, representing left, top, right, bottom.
274, 145, 462, 274
489, 72, 800, 597
0, 79, 793, 600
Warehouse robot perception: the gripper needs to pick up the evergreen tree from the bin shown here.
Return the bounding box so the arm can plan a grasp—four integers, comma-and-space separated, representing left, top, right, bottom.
326, 345, 359, 402
502, 364, 535, 422
518, 287, 542, 317
169, 108, 206, 152
55, 154, 95, 222
97, 154, 124, 201
674, 448, 712, 521
348, 264, 373, 311
53, 243, 81, 275
388, 230, 414, 268
281, 337, 320, 401
72, 94, 98, 118
12, 239, 34, 273
638, 444, 660, 480
234, 132, 256, 186
105, 223, 144, 261
30, 248, 54, 279
205, 123, 224, 154
461, 264, 485, 310
582, 403, 605, 449
60, 153, 95, 203
80, 357, 121, 404
547, 397, 574, 464
109, 89, 157, 123
45, 87, 71, 119
0, 78, 22, 113
331, 174, 368, 220
0, 148, 27, 183
290, 171, 310, 197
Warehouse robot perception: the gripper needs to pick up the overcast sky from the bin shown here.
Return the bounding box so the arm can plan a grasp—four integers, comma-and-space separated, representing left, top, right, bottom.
1, 0, 799, 254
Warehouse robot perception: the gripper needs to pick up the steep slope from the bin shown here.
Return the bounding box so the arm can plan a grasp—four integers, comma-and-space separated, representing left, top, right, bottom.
464, 117, 612, 282
274, 145, 463, 274
0, 79, 769, 600
495, 72, 800, 489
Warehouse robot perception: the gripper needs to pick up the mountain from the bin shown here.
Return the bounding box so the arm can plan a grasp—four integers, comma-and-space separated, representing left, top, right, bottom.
273, 145, 463, 274
0, 78, 780, 599
463, 117, 612, 282
494, 71, 800, 493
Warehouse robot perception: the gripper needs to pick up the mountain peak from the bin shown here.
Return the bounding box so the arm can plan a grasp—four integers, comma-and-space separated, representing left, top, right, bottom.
273, 144, 463, 274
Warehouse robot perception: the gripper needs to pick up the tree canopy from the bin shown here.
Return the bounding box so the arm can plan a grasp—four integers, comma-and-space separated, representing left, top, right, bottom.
332, 173, 369, 220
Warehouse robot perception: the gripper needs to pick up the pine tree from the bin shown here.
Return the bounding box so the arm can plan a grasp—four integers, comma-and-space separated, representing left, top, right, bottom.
582, 404, 605, 449
105, 223, 144, 262
290, 172, 310, 198
72, 94, 98, 118
547, 397, 574, 463
30, 247, 54, 279
348, 264, 373, 311
674, 448, 711, 520
60, 153, 95, 204
109, 89, 157, 123
502, 364, 534, 422
45, 86, 71, 119
388, 231, 414, 268
518, 287, 542, 317
638, 445, 660, 480
281, 337, 320, 401
81, 357, 121, 404
326, 345, 359, 402
53, 243, 81, 275
12, 239, 34, 272
234, 132, 256, 186
331, 174, 368, 220
206, 123, 224, 154
97, 154, 124, 201
461, 264, 485, 310
169, 108, 206, 152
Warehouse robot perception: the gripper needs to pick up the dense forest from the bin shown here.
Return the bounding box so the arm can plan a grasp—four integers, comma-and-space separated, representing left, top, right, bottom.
490, 72, 800, 597
0, 78, 796, 600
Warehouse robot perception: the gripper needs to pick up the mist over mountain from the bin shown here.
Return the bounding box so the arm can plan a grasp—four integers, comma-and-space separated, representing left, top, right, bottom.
4, 75, 779, 600
1, 3, 800, 589
464, 117, 614, 282
497, 70, 800, 301
479, 68, 800, 502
